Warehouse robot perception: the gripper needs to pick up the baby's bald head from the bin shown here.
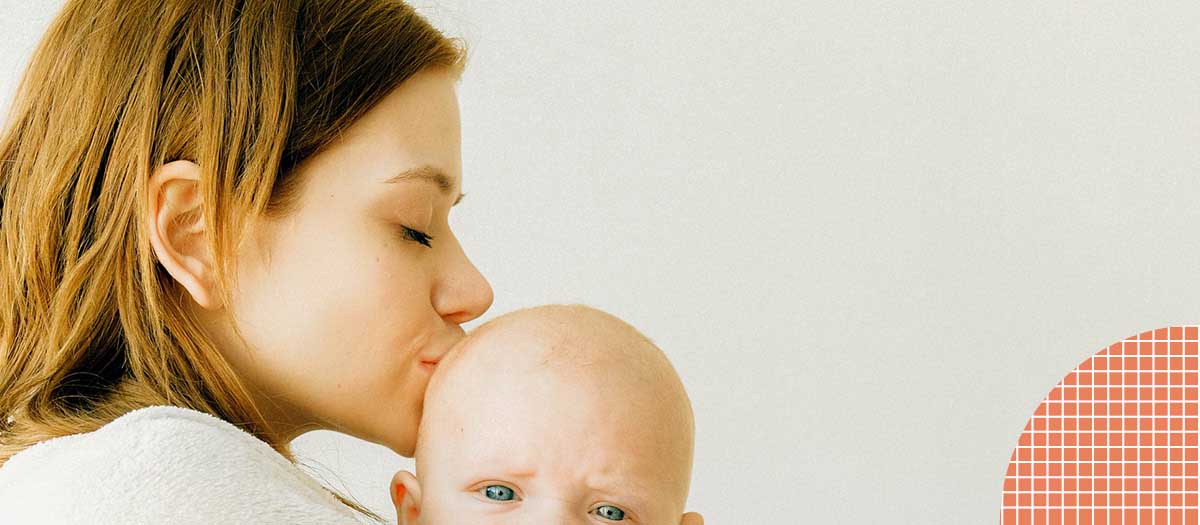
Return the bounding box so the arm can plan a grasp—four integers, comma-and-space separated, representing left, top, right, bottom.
413, 304, 697, 523
432, 304, 685, 395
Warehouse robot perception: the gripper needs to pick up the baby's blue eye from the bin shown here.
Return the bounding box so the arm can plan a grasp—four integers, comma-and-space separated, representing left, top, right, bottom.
595, 505, 626, 521
483, 485, 516, 501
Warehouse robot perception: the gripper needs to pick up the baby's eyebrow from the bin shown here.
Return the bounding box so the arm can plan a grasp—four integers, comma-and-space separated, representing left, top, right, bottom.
584, 478, 654, 513
502, 469, 536, 479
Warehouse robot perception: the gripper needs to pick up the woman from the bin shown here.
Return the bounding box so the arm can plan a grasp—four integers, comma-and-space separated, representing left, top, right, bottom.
0, 0, 491, 522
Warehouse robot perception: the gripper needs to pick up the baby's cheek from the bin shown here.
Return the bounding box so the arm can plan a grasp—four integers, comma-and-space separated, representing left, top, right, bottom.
415, 497, 454, 525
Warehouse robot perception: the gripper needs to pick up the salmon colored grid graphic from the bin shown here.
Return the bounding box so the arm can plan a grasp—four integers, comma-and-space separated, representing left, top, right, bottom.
1001, 327, 1199, 524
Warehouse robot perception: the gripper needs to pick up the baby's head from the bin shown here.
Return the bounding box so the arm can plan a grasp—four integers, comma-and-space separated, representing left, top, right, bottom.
391, 304, 702, 525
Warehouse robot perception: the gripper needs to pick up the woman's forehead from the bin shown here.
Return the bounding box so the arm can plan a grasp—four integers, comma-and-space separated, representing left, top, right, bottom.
305, 71, 463, 192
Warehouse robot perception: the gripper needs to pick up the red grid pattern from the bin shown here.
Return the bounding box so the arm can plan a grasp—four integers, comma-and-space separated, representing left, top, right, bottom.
1001, 326, 1199, 524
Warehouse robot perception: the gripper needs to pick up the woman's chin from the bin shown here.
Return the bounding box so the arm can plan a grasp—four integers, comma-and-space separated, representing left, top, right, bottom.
392, 441, 417, 458
376, 411, 420, 457
373, 429, 416, 457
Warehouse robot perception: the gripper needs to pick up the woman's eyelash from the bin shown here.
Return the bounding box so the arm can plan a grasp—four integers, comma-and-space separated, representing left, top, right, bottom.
401, 226, 434, 248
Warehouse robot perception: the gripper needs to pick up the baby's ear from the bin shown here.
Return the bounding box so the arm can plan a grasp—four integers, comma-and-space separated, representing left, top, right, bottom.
390, 470, 422, 525
679, 511, 704, 525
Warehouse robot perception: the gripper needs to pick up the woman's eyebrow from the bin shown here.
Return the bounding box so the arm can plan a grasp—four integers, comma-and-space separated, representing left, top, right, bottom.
384, 165, 465, 205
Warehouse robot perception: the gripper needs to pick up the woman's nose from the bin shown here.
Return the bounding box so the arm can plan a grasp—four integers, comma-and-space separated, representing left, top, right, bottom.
432, 238, 494, 325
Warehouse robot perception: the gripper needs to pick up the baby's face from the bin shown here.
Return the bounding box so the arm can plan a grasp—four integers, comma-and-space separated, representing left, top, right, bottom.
407, 314, 695, 524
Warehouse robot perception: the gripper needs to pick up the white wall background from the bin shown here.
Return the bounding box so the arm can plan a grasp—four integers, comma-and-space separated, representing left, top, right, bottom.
4, 1, 1200, 523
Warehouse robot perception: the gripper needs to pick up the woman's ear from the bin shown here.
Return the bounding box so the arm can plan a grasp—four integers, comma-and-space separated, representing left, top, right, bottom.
147, 160, 219, 309
680, 511, 704, 525
391, 470, 422, 525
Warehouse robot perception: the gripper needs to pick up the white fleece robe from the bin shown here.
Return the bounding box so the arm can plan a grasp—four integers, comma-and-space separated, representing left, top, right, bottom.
0, 405, 367, 524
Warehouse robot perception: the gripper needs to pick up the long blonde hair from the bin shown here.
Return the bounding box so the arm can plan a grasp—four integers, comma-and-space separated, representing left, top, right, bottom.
0, 0, 467, 520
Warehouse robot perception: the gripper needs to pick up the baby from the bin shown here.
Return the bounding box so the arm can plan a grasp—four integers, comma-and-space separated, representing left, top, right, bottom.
390, 304, 704, 525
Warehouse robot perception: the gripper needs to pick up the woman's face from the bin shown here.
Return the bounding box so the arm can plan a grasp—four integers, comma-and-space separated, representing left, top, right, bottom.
214, 68, 493, 455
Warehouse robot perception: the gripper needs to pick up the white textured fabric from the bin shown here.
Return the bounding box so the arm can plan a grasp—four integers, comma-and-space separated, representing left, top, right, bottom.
0, 405, 366, 524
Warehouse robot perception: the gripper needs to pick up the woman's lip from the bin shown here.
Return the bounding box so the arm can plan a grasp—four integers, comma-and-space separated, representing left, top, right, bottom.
420, 330, 464, 370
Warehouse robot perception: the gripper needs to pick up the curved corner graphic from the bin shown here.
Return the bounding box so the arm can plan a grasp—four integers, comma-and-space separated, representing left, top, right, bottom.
1001, 326, 1199, 524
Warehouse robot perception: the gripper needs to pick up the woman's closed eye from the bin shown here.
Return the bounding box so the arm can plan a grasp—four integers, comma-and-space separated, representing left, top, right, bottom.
399, 225, 434, 248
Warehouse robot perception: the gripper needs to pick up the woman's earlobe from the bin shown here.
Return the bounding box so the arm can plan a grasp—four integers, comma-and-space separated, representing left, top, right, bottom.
147, 160, 220, 309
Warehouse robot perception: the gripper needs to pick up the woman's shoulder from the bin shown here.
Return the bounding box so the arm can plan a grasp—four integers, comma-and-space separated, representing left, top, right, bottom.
0, 405, 363, 524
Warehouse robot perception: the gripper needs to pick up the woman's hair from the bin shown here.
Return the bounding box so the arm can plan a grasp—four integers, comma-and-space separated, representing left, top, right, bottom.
0, 0, 467, 520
